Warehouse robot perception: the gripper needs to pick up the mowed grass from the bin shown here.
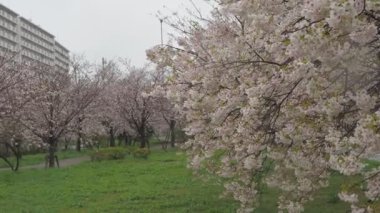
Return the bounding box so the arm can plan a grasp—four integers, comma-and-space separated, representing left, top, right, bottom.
0, 149, 239, 213
1, 149, 380, 213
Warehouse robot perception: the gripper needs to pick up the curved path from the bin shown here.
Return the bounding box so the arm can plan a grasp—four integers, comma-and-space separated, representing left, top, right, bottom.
0, 156, 91, 171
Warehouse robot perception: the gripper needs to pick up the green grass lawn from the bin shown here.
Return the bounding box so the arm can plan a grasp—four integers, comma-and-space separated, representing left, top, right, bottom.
0, 150, 90, 169
0, 149, 239, 213
0, 149, 379, 212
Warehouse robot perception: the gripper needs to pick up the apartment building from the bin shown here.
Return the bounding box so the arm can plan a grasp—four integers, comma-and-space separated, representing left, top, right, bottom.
0, 4, 70, 71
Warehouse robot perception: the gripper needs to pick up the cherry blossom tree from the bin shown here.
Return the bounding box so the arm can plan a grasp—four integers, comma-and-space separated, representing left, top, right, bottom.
116, 67, 157, 149
96, 80, 122, 147
70, 54, 92, 152
70, 56, 119, 151
150, 68, 180, 148
12, 60, 111, 168
148, 0, 380, 212
156, 98, 177, 148
0, 52, 31, 171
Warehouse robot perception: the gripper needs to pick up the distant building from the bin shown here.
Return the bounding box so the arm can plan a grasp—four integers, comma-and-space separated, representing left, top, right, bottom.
0, 4, 70, 71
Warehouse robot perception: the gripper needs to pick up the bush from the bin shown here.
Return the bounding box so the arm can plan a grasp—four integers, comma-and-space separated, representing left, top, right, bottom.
132, 148, 150, 159
90, 147, 127, 161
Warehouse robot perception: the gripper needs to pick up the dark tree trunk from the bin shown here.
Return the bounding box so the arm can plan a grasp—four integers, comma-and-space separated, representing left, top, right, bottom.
48, 138, 57, 168
0, 142, 22, 171
76, 117, 83, 152
140, 137, 146, 148
169, 119, 176, 148
48, 147, 55, 168
76, 137, 81, 152
5, 144, 10, 157
63, 137, 70, 151
0, 155, 14, 171
117, 134, 124, 146
109, 126, 115, 147
14, 154, 19, 171
14, 144, 20, 171
139, 126, 147, 148
124, 132, 131, 146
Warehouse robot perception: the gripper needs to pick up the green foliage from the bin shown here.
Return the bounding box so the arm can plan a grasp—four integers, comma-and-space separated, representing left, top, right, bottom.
326, 192, 340, 204
132, 148, 151, 159
175, 128, 188, 143
148, 137, 161, 145
90, 147, 127, 161
363, 159, 380, 172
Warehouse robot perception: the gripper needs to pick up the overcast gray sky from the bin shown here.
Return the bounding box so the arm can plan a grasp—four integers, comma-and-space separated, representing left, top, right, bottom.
1, 0, 211, 66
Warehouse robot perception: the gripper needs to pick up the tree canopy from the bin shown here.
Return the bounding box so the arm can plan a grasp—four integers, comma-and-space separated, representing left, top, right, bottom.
148, 0, 380, 212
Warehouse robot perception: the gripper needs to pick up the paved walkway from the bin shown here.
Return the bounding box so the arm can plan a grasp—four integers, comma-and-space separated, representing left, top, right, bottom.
0, 156, 91, 171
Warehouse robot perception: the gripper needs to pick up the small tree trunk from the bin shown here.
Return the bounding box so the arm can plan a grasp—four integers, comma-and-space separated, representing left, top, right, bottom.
48, 139, 57, 168
117, 134, 123, 146
169, 119, 176, 148
5, 144, 10, 157
0, 155, 14, 171
14, 144, 20, 171
64, 141, 68, 151
14, 155, 20, 171
48, 149, 55, 168
124, 132, 131, 146
109, 126, 115, 147
76, 137, 81, 152
76, 119, 83, 151
140, 137, 147, 148
140, 127, 147, 148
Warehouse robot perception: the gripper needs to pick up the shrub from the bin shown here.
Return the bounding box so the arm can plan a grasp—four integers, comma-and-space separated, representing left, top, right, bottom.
90, 147, 127, 161
125, 146, 137, 155
133, 148, 150, 159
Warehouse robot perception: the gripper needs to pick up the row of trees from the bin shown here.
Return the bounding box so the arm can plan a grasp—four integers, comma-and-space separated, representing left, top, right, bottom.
0, 53, 177, 170
148, 0, 380, 212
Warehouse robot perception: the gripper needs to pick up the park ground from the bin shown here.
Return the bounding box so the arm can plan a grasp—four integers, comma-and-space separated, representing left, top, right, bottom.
0, 148, 380, 212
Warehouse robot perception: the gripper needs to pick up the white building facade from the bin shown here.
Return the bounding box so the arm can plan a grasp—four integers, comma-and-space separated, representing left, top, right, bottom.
0, 4, 70, 71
